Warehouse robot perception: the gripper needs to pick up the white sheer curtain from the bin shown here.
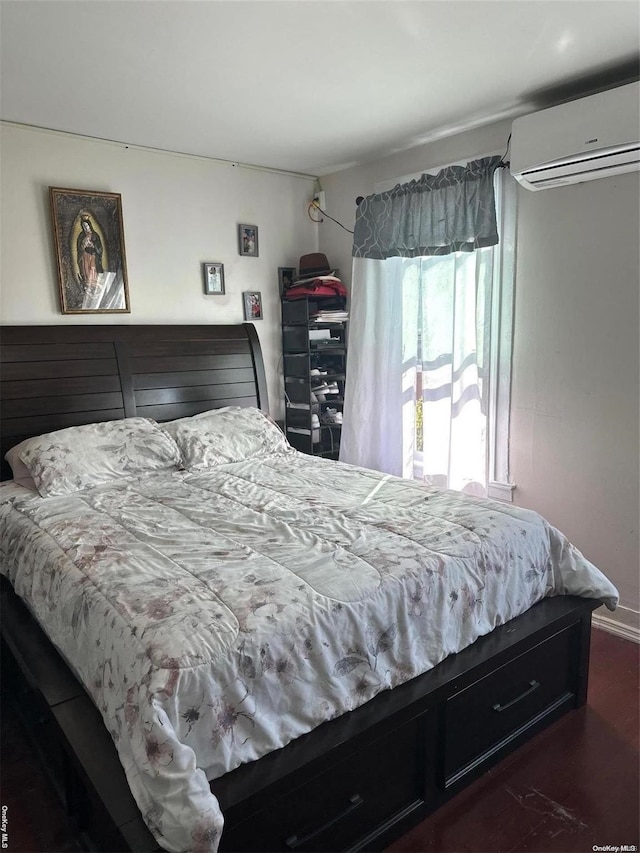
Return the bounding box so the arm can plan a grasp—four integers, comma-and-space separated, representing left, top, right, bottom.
340, 248, 494, 495
415, 248, 493, 495
338, 257, 419, 477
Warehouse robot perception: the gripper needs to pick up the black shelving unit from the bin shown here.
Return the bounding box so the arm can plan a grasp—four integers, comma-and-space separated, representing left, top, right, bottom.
282, 296, 347, 460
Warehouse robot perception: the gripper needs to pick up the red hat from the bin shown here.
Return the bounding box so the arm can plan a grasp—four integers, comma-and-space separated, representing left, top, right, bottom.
297, 253, 334, 279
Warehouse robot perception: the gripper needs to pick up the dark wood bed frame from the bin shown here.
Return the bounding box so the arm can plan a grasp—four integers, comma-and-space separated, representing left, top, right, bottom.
0, 324, 601, 853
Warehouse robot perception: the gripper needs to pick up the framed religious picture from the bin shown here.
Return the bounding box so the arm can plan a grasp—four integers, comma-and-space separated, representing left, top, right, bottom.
203, 262, 225, 295
278, 266, 296, 296
238, 224, 259, 257
49, 187, 130, 314
243, 291, 263, 321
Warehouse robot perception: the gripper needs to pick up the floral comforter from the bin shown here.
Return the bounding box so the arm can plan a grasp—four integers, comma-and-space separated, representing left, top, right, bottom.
0, 452, 618, 853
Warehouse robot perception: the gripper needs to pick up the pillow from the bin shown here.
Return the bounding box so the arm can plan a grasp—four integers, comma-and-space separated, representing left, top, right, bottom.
4, 446, 38, 491
161, 406, 233, 431
161, 406, 290, 470
0, 480, 37, 503
11, 417, 181, 498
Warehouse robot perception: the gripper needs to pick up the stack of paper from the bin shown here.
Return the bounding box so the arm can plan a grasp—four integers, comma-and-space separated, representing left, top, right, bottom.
311, 310, 349, 323
308, 329, 332, 340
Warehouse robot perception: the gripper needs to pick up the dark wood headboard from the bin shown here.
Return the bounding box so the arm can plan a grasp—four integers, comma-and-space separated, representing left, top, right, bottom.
0, 324, 268, 481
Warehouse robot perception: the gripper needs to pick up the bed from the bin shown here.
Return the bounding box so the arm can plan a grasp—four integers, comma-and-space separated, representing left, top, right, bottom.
0, 324, 618, 853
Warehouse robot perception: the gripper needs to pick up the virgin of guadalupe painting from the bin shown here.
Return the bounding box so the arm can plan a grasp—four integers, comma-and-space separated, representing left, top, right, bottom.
49, 187, 131, 314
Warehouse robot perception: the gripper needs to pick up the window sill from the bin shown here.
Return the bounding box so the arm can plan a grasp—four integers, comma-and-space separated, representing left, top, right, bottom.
487, 481, 516, 503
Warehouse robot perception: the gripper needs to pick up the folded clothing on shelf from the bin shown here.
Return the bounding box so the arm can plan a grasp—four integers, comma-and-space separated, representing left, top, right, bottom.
285, 276, 347, 300
283, 252, 346, 300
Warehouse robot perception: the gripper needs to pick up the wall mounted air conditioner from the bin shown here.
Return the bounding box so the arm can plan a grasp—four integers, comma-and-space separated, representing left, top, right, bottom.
510, 81, 640, 190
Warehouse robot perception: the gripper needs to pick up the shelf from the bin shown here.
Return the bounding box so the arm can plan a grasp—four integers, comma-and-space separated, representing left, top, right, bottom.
282, 301, 347, 334
283, 344, 347, 354
283, 321, 348, 328
286, 400, 344, 408
286, 400, 343, 408
286, 423, 342, 434
285, 375, 346, 383
282, 294, 346, 460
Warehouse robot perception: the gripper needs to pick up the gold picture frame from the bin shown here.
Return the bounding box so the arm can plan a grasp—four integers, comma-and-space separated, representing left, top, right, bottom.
49, 187, 131, 314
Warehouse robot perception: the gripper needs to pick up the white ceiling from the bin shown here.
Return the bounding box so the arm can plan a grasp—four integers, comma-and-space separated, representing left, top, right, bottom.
1, 1, 638, 177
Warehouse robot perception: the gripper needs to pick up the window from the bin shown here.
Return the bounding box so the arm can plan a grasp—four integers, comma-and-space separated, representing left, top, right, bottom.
388, 168, 516, 498
342, 155, 516, 500
407, 170, 517, 498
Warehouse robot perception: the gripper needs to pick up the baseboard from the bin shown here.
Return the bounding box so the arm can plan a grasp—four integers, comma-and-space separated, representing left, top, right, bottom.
592, 611, 640, 644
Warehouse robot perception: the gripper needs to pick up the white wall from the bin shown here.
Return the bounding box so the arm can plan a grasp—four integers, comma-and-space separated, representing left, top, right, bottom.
0, 123, 318, 417
512, 174, 639, 637
319, 121, 640, 639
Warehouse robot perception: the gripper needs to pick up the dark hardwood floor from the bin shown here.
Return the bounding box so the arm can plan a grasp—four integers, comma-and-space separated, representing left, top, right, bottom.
1, 627, 638, 853
388, 627, 639, 853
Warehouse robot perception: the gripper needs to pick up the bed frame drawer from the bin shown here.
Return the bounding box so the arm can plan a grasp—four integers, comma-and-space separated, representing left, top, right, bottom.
221, 714, 428, 852
443, 622, 580, 786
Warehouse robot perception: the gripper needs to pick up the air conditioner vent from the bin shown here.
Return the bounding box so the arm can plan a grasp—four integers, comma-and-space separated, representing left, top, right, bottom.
510, 83, 640, 191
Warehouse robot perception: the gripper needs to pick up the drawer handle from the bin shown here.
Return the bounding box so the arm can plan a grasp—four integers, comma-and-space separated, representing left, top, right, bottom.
284, 793, 364, 850
492, 679, 540, 713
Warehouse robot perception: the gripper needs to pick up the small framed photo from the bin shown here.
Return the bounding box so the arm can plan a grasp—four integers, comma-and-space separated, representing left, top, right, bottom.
243, 291, 263, 321
203, 262, 225, 294
278, 267, 296, 296
238, 224, 259, 257
49, 187, 130, 314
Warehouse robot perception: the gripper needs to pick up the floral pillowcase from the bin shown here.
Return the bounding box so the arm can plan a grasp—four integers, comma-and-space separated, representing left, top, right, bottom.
6, 409, 291, 497
10, 418, 182, 498
4, 447, 38, 491
160, 406, 291, 470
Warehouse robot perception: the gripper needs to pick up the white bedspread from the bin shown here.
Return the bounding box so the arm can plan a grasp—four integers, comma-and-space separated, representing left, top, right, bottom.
0, 453, 618, 853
